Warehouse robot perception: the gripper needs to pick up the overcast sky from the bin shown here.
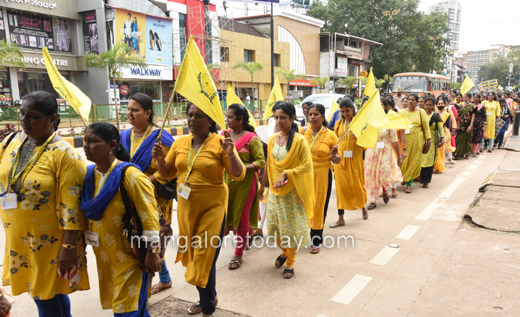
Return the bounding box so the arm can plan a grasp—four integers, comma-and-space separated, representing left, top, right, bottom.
418, 0, 520, 52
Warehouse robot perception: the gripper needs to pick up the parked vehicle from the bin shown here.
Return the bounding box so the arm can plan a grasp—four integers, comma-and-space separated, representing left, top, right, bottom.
295, 93, 345, 122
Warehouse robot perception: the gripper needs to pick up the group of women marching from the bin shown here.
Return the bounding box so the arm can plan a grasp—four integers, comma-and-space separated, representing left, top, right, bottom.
0, 89, 515, 317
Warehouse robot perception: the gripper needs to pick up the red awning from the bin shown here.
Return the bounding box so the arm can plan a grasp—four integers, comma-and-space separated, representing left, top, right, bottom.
289, 79, 318, 87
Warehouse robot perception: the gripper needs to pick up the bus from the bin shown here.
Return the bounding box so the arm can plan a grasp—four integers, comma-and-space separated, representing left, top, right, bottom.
392, 72, 450, 96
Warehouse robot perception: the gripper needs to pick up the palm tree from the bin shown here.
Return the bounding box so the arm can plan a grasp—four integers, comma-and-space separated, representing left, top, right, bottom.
85, 42, 147, 130
232, 61, 263, 111
337, 76, 357, 92
0, 40, 25, 70
311, 76, 329, 90
276, 69, 306, 91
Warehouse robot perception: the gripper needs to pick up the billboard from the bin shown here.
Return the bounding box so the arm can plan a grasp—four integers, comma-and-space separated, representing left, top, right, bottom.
113, 9, 173, 67
82, 11, 99, 54
7, 10, 54, 50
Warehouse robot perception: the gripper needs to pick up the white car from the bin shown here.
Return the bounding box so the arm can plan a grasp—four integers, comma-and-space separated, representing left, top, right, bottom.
295, 93, 346, 122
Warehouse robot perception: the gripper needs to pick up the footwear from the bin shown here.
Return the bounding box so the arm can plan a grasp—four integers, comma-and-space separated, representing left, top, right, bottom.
275, 254, 287, 268
383, 192, 390, 204
228, 257, 242, 270
405, 186, 412, 193
487, 149, 492, 153
310, 246, 320, 254
362, 210, 369, 220
477, 152, 480, 155
283, 267, 295, 279
151, 281, 172, 295
329, 221, 345, 228
188, 297, 218, 314
401, 182, 406, 186
447, 159, 455, 164
367, 203, 377, 210
422, 183, 429, 188
391, 188, 398, 198
154, 32, 162, 51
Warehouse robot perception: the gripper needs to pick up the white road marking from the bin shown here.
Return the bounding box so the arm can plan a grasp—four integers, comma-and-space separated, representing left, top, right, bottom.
461, 171, 472, 177
370, 246, 400, 266
396, 225, 421, 240
478, 155, 487, 159
416, 178, 465, 220
474, 160, 482, 165
468, 165, 478, 170
331, 274, 372, 305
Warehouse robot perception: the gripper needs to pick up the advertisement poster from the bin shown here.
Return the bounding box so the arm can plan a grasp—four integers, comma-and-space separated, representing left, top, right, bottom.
145, 16, 172, 66
115, 9, 146, 56
52, 17, 72, 52
7, 10, 54, 50
82, 11, 99, 54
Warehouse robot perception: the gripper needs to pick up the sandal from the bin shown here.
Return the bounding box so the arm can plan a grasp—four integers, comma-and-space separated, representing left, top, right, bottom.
422, 183, 429, 188
391, 188, 398, 198
228, 258, 242, 270
188, 297, 219, 315
362, 209, 369, 220
383, 192, 390, 204
405, 186, 412, 194
283, 268, 295, 279
329, 220, 345, 228
151, 281, 172, 295
367, 203, 377, 210
310, 246, 320, 254
275, 254, 287, 268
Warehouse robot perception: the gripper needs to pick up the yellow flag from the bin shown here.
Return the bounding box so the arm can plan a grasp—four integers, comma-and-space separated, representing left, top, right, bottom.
263, 75, 284, 120
174, 36, 225, 129
461, 75, 475, 95
364, 67, 376, 97
383, 110, 410, 130
349, 90, 390, 148
42, 47, 90, 125
226, 84, 256, 129
327, 100, 340, 121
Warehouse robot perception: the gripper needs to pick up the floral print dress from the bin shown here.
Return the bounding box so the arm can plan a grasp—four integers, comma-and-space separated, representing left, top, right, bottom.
0, 135, 89, 299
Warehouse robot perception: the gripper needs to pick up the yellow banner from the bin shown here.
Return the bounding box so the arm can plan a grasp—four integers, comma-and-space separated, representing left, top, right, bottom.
263, 75, 283, 120
461, 75, 475, 95
350, 90, 389, 148
364, 67, 376, 97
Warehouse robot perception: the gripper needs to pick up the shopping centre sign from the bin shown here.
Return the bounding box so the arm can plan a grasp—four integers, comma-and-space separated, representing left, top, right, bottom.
4, 0, 57, 10
121, 65, 173, 81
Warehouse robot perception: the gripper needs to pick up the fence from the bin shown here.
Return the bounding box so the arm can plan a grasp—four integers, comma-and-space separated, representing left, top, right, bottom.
0, 99, 304, 131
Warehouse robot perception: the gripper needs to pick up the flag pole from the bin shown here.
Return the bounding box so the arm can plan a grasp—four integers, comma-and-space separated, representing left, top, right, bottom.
157, 90, 177, 143
336, 128, 349, 147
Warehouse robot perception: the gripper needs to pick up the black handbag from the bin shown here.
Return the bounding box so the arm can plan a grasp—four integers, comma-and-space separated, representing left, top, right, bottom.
156, 177, 178, 201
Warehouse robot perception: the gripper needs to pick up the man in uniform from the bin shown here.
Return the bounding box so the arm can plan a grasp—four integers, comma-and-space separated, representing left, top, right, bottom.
393, 86, 403, 109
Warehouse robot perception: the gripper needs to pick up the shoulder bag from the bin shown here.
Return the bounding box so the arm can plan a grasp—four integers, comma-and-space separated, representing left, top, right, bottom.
419, 110, 431, 154
120, 166, 173, 271
156, 177, 178, 201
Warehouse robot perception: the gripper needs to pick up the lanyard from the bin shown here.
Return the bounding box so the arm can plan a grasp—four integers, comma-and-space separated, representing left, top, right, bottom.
185, 136, 208, 185
309, 127, 323, 149
130, 125, 152, 155
95, 159, 118, 196
343, 120, 350, 151
10, 133, 55, 191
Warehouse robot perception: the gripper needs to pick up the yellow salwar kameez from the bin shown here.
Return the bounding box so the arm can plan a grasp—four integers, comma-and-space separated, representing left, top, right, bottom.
483, 100, 501, 140
165, 134, 245, 287
333, 119, 367, 210
0, 136, 89, 299
434, 111, 456, 173
128, 129, 174, 223
303, 127, 338, 230
89, 166, 159, 313
399, 108, 431, 183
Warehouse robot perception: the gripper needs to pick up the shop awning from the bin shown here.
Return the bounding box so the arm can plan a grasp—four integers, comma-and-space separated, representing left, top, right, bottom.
289, 79, 318, 87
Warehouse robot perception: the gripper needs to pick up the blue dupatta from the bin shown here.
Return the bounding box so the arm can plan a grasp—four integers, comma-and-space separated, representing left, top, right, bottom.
120, 128, 174, 172
80, 161, 138, 221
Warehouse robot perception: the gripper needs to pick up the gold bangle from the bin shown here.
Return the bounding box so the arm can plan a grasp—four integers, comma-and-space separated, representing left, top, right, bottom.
62, 244, 77, 250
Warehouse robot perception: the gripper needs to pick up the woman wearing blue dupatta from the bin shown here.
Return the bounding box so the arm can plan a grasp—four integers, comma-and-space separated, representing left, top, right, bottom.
120, 93, 175, 294
81, 122, 162, 316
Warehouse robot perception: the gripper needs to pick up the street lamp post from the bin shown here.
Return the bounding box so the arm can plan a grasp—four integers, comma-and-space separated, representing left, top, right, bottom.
428, 35, 441, 74
382, 9, 400, 92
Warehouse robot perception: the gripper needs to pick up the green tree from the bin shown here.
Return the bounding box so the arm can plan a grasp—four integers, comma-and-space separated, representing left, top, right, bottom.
337, 76, 357, 89
85, 42, 147, 130
479, 49, 520, 87
311, 76, 329, 89
0, 40, 25, 70
276, 69, 306, 90
450, 82, 462, 90
307, 0, 450, 78
233, 61, 263, 111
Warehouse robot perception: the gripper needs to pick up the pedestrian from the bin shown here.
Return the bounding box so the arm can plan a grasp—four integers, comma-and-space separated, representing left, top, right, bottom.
471, 94, 487, 157
399, 93, 431, 193
364, 103, 403, 209
300, 101, 312, 128
330, 97, 368, 226
120, 93, 176, 295
496, 98, 512, 149
223, 104, 265, 270
418, 96, 426, 110
482, 92, 501, 152
420, 97, 444, 188
434, 96, 456, 172
393, 86, 403, 109
302, 103, 339, 254
258, 101, 314, 279
0, 91, 89, 316
153, 102, 246, 316
81, 122, 162, 316
453, 93, 476, 160
401, 96, 409, 110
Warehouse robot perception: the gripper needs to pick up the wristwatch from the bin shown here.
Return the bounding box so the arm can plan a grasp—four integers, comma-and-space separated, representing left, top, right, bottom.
62, 244, 77, 250
149, 247, 162, 254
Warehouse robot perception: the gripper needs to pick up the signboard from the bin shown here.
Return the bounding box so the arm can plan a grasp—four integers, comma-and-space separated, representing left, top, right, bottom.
82, 11, 99, 54
1, 0, 80, 20
120, 65, 173, 81
51, 17, 71, 52
145, 15, 173, 66
335, 68, 348, 77
19, 51, 87, 71
288, 79, 317, 87
479, 79, 498, 90
337, 56, 348, 70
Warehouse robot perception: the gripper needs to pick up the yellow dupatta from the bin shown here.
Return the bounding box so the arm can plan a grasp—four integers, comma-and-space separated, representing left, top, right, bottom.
267, 133, 315, 223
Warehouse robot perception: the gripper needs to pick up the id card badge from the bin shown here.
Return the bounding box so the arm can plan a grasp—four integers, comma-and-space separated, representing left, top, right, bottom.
84, 231, 100, 247
405, 129, 411, 134
376, 142, 385, 149
487, 112, 492, 116
178, 184, 192, 200
1, 193, 17, 210
343, 150, 353, 158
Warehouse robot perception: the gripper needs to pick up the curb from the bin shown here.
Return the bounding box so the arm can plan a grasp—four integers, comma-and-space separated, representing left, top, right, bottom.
64, 119, 268, 149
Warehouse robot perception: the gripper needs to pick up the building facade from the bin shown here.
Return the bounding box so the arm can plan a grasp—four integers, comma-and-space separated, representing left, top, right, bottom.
465, 46, 503, 84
